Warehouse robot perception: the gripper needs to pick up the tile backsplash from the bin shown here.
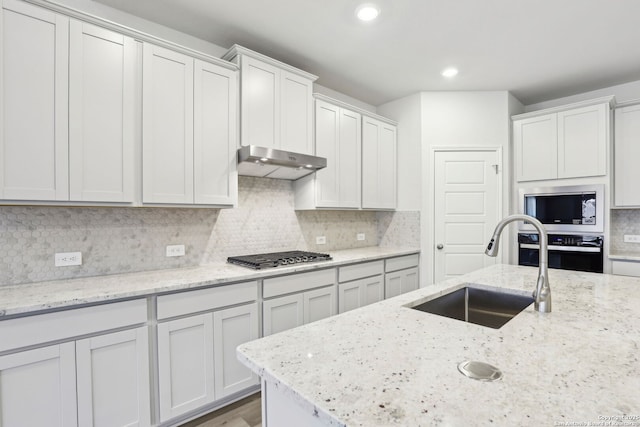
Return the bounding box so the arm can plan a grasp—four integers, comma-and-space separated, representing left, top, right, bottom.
610, 209, 640, 255
0, 177, 419, 286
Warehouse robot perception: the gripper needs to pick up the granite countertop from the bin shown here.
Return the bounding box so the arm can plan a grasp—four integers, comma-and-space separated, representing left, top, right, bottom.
0, 246, 418, 318
237, 264, 640, 426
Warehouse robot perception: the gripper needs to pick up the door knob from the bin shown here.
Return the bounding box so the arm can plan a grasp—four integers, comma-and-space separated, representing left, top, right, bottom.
436, 244, 444, 250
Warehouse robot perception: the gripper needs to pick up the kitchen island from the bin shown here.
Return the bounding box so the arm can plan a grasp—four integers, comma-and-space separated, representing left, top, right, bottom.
237, 264, 640, 426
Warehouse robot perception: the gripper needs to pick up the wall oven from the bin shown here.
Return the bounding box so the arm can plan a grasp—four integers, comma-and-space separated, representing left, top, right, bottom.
518, 233, 604, 273
518, 184, 604, 273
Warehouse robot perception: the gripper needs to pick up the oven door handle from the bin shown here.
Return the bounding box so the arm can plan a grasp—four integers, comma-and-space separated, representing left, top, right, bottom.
520, 243, 601, 253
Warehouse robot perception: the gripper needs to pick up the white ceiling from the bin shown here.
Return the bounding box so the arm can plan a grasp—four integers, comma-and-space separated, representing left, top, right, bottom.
93, 0, 640, 106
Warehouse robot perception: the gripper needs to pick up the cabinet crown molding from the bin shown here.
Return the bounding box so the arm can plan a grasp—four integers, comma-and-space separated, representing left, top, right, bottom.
512, 95, 616, 121
22, 0, 238, 71
313, 93, 397, 126
222, 44, 318, 81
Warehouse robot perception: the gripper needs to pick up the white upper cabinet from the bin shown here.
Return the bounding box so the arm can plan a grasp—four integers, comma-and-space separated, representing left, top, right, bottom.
223, 45, 317, 154
143, 44, 194, 204
143, 44, 238, 206
362, 116, 397, 209
295, 95, 397, 211
513, 97, 611, 182
1, 0, 69, 201
614, 104, 640, 207
193, 60, 238, 205
69, 20, 136, 202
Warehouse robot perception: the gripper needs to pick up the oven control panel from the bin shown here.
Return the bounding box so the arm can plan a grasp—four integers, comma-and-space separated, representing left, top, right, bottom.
518, 233, 603, 248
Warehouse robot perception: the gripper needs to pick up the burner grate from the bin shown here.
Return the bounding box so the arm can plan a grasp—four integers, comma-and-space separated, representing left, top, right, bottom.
227, 251, 332, 270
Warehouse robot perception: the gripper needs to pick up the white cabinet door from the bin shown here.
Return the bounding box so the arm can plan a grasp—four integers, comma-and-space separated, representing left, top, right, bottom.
0, 0, 69, 200
314, 100, 361, 208
263, 294, 304, 336
362, 116, 397, 209
69, 20, 136, 202
142, 44, 194, 204
513, 113, 558, 182
240, 56, 279, 148
361, 276, 384, 306
280, 70, 313, 154
338, 280, 362, 314
157, 314, 215, 421
0, 342, 77, 427
76, 327, 151, 427
339, 276, 384, 314
213, 303, 259, 398
338, 108, 362, 208
194, 59, 238, 206
303, 286, 337, 324
385, 267, 419, 299
614, 104, 640, 206
557, 103, 608, 179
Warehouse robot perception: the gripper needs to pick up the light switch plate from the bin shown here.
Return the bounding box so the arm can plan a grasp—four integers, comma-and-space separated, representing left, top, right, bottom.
55, 252, 82, 267
357, 233, 366, 241
316, 236, 326, 245
623, 235, 640, 243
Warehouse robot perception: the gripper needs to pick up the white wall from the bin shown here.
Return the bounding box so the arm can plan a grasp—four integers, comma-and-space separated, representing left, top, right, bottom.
377, 93, 422, 211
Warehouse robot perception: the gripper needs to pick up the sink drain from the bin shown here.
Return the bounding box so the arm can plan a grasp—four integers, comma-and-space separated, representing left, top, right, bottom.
457, 360, 503, 381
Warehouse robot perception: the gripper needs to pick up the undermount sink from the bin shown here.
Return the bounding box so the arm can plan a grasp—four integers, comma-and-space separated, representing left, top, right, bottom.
410, 286, 534, 329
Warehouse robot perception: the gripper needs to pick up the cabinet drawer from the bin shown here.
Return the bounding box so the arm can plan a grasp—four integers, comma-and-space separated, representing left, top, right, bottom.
338, 261, 383, 283
385, 254, 419, 272
611, 260, 640, 277
0, 299, 147, 353
157, 281, 257, 320
263, 268, 335, 298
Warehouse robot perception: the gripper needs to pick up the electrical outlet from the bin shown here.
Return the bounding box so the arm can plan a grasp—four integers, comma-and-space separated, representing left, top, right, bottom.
316, 236, 326, 245
357, 233, 366, 241
166, 244, 186, 257
624, 235, 640, 243
55, 252, 82, 267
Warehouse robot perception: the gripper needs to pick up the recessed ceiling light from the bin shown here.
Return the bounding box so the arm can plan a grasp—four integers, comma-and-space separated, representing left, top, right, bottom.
356, 4, 380, 21
442, 67, 459, 78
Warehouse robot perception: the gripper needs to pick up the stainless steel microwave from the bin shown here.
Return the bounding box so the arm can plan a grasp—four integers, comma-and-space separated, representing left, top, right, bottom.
518, 184, 604, 233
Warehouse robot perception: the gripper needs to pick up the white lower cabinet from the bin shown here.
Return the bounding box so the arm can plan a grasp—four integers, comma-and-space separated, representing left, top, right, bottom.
384, 254, 420, 299
157, 313, 215, 421
76, 327, 151, 427
263, 286, 336, 336
0, 299, 150, 427
213, 304, 259, 397
337, 261, 384, 313
338, 276, 384, 313
156, 281, 259, 423
0, 343, 77, 427
262, 269, 337, 336
385, 267, 419, 299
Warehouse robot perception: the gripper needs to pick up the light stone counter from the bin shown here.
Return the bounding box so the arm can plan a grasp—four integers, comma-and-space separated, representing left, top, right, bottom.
237, 264, 640, 426
0, 246, 418, 317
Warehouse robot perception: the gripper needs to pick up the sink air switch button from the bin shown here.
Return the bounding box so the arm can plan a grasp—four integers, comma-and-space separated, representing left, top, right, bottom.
457, 360, 503, 382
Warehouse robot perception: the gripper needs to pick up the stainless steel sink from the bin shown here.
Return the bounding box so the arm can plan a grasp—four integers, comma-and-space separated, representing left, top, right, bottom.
410, 286, 534, 329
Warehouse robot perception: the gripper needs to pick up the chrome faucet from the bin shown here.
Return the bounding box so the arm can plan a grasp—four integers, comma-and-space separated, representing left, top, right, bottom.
485, 214, 551, 313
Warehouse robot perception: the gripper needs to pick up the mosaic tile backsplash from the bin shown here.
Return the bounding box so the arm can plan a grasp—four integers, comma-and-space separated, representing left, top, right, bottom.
0, 177, 420, 286
610, 209, 640, 255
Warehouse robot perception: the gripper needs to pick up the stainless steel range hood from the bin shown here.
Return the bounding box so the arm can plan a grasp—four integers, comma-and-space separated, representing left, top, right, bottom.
237, 145, 327, 180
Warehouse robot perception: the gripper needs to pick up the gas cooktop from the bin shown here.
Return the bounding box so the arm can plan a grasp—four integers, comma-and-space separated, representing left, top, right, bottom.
227, 250, 332, 270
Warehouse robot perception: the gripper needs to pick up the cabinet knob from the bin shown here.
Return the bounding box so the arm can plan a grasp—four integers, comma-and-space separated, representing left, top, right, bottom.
436, 244, 444, 250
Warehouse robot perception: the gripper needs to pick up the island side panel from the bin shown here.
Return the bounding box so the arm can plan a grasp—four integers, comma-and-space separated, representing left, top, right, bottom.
263, 380, 336, 427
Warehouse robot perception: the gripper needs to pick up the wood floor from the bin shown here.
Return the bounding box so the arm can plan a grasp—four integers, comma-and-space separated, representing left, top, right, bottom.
182, 392, 262, 427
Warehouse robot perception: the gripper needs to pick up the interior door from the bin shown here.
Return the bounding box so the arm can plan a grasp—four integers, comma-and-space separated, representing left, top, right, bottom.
433, 150, 501, 283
